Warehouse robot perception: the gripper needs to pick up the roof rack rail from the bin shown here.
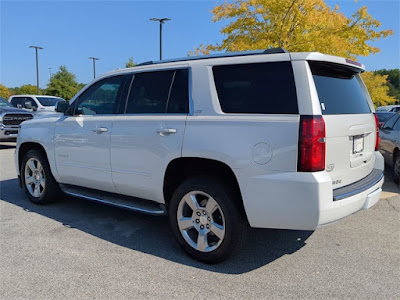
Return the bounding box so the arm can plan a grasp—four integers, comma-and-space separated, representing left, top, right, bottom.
136, 48, 288, 66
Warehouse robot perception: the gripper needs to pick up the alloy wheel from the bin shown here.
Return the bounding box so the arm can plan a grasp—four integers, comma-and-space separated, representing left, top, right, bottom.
177, 191, 226, 252
24, 158, 45, 198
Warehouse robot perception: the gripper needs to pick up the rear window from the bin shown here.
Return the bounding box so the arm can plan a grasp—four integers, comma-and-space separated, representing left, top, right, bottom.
309, 61, 371, 115
213, 62, 298, 114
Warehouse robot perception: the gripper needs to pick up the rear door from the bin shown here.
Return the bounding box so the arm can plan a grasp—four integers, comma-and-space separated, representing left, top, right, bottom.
111, 68, 189, 203
309, 61, 377, 188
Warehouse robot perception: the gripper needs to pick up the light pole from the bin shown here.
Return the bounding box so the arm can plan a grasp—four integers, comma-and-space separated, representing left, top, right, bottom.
29, 45, 43, 94
48, 67, 52, 81
150, 18, 171, 60
89, 57, 99, 79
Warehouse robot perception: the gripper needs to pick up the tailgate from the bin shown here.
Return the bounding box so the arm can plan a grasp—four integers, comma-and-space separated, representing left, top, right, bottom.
309, 61, 377, 189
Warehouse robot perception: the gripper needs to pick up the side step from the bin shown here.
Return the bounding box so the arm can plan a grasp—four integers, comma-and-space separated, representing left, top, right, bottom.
59, 184, 166, 216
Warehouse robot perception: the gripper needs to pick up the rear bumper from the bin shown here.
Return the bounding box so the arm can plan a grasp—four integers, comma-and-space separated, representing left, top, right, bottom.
318, 175, 383, 227
238, 151, 384, 230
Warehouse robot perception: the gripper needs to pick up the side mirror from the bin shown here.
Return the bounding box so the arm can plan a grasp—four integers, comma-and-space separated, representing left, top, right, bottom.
55, 101, 70, 114
25, 101, 33, 109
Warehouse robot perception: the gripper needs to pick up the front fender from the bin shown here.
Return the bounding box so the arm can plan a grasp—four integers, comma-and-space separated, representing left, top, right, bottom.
16, 123, 61, 183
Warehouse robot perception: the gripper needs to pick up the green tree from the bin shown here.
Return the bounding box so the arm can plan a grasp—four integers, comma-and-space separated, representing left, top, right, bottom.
11, 84, 37, 95
0, 84, 10, 99
125, 57, 136, 68
374, 69, 400, 102
192, 0, 393, 59
46, 66, 83, 100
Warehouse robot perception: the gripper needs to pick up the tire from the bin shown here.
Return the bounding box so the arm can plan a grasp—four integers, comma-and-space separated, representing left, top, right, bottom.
393, 154, 400, 185
168, 176, 247, 264
21, 149, 61, 204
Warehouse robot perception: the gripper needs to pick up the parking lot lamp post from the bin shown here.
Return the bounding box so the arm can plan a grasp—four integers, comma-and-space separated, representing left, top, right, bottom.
48, 67, 52, 81
29, 45, 43, 94
150, 18, 171, 60
89, 57, 99, 79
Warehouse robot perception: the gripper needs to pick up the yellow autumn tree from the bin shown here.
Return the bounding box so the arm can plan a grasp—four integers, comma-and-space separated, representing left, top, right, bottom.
0, 83, 10, 99
193, 0, 393, 58
361, 72, 397, 107
192, 0, 395, 107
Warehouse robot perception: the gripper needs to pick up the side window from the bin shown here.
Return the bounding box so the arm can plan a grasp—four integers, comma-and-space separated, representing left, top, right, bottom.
125, 69, 189, 114
75, 76, 126, 115
393, 115, 400, 131
11, 97, 24, 108
167, 69, 189, 113
382, 114, 399, 130
213, 62, 298, 114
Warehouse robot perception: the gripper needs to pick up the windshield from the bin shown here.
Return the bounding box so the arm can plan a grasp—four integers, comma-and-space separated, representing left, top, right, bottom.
36, 97, 65, 106
0, 98, 12, 107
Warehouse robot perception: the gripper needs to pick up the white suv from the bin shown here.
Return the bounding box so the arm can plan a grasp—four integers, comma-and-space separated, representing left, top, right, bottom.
15, 49, 384, 263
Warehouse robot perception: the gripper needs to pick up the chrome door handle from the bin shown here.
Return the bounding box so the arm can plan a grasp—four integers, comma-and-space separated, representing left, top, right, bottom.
93, 127, 108, 133
157, 128, 177, 136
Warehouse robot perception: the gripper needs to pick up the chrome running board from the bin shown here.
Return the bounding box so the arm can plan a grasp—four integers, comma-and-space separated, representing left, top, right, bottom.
60, 184, 166, 216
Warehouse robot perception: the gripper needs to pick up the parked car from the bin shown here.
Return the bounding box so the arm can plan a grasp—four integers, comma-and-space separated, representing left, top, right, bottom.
379, 112, 400, 184
0, 97, 33, 141
9, 95, 65, 115
376, 111, 396, 127
376, 105, 400, 112
15, 49, 384, 263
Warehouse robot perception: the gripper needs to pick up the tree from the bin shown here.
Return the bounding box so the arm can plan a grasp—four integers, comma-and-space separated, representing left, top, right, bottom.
193, 0, 393, 59
0, 84, 10, 99
46, 66, 83, 100
125, 57, 136, 68
11, 84, 37, 95
374, 69, 400, 102
361, 72, 396, 107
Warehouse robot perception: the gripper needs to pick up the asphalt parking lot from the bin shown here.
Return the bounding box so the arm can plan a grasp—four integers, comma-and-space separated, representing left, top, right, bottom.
1, 142, 399, 299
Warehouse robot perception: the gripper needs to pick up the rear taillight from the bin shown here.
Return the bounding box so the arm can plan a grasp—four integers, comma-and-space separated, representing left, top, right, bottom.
374, 113, 380, 151
298, 115, 326, 172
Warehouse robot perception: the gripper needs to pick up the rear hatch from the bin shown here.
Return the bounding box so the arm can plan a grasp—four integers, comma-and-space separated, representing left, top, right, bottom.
309, 61, 377, 189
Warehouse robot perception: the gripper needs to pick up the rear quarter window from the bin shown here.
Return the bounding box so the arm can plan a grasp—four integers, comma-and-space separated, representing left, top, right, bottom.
213, 61, 298, 114
309, 61, 371, 115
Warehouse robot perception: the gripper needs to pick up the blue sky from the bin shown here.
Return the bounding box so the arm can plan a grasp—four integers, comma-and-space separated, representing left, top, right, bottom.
1, 0, 399, 89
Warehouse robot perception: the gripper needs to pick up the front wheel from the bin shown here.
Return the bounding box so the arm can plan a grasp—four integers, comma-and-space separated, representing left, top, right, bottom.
169, 176, 247, 263
21, 149, 60, 204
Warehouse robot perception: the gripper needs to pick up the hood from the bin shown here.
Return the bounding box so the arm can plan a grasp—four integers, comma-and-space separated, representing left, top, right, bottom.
0, 107, 31, 114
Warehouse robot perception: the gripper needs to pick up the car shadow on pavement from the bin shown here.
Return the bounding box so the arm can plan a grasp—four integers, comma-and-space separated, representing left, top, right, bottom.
382, 167, 400, 194
0, 178, 313, 274
0, 143, 16, 150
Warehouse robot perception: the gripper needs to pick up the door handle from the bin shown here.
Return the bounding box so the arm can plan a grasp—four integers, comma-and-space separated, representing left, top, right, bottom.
157, 128, 177, 136
93, 127, 108, 133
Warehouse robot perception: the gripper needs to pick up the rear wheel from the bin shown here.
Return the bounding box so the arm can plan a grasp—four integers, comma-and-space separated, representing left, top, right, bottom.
21, 149, 60, 204
393, 153, 400, 184
169, 176, 247, 263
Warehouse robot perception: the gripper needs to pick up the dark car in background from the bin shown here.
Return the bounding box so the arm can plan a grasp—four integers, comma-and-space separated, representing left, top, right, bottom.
376, 111, 396, 127
0, 97, 34, 141
379, 112, 400, 184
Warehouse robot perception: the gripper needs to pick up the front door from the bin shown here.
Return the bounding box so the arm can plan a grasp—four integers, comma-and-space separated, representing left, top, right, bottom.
54, 74, 131, 192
